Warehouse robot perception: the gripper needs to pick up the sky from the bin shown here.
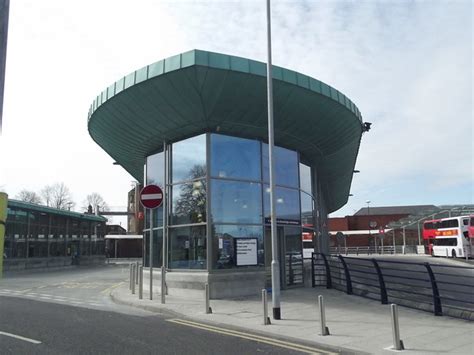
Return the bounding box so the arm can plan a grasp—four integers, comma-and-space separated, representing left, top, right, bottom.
0, 0, 472, 226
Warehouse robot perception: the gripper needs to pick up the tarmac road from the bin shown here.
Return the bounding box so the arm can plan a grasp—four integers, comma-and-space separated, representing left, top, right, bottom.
0, 265, 341, 355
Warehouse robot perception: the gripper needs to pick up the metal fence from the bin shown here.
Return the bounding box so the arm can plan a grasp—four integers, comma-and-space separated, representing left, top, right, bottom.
329, 245, 419, 256
311, 253, 474, 320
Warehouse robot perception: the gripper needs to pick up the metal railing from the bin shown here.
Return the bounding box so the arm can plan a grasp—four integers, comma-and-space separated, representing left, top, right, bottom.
311, 253, 474, 320
329, 245, 419, 256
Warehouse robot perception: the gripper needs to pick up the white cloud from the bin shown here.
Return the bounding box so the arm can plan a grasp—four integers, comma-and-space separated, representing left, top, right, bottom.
0, 0, 472, 223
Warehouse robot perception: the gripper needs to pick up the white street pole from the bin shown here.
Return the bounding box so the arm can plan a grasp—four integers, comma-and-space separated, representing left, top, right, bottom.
402, 227, 406, 254
266, 0, 281, 320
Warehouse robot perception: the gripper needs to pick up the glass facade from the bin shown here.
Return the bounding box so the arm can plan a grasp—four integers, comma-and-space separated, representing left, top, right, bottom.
211, 134, 261, 180
144, 133, 319, 275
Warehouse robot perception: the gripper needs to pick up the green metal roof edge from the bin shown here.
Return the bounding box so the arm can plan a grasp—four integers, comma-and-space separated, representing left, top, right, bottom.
7, 199, 107, 222
87, 49, 363, 124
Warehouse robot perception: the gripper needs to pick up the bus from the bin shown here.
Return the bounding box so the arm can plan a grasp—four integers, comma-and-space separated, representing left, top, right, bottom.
302, 230, 313, 259
423, 216, 472, 258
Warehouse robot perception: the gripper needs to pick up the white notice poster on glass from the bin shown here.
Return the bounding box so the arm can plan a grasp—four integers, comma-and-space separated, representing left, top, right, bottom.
235, 238, 258, 266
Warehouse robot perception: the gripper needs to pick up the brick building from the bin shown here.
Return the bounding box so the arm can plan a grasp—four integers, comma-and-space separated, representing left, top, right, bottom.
329, 205, 437, 248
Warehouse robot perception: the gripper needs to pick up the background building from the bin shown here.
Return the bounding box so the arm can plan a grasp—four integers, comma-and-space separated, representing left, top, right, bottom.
87, 50, 365, 297
3, 199, 107, 271
329, 204, 474, 251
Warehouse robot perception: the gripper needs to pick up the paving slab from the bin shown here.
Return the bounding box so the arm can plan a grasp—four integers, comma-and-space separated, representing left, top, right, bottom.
110, 284, 474, 354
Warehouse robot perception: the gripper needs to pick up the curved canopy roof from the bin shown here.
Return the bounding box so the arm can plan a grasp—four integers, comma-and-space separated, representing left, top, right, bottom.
88, 50, 363, 213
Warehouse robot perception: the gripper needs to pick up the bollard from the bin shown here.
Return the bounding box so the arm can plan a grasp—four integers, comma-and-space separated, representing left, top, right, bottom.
136, 261, 139, 284
149, 266, 153, 300
318, 295, 330, 336
131, 264, 136, 295
356, 247, 359, 256
129, 263, 133, 290
390, 304, 404, 350
139, 266, 143, 299
161, 266, 166, 304
205, 283, 212, 314
446, 248, 448, 258
466, 248, 469, 261
262, 289, 271, 325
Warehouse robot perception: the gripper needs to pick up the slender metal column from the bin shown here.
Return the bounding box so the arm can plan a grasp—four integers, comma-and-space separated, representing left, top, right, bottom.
162, 141, 167, 303
149, 209, 153, 300
266, 0, 281, 321
139, 266, 143, 299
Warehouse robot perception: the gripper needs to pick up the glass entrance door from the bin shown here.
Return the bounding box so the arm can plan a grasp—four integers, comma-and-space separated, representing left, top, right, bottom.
265, 226, 304, 288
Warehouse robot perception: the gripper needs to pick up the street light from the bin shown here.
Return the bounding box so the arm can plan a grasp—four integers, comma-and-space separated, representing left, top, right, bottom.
266, 0, 281, 320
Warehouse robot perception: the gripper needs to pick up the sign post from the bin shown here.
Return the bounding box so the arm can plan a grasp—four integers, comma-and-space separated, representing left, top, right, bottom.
140, 185, 163, 301
379, 227, 385, 254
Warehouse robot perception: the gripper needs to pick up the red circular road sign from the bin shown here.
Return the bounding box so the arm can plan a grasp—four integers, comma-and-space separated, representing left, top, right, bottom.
140, 185, 163, 209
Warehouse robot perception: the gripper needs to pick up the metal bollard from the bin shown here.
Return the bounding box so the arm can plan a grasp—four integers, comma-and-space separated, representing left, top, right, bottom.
136, 261, 139, 284
149, 266, 153, 300
138, 266, 143, 299
129, 263, 133, 290
356, 247, 359, 256
131, 264, 136, 295
318, 295, 330, 336
262, 289, 271, 325
205, 283, 212, 314
390, 304, 404, 350
161, 266, 166, 304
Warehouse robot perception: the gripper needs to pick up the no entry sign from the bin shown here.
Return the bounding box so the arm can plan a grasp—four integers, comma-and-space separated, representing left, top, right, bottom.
140, 185, 163, 209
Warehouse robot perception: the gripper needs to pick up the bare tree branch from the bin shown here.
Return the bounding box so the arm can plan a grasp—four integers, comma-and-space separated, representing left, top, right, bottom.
15, 190, 42, 204
82, 192, 109, 213
41, 183, 75, 210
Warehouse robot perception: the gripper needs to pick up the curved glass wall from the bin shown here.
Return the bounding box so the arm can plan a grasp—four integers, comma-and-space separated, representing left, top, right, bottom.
210, 134, 261, 180
172, 134, 206, 183
144, 132, 319, 272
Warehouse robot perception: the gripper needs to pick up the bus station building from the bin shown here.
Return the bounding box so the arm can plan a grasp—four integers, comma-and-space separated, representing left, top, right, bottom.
87, 50, 365, 297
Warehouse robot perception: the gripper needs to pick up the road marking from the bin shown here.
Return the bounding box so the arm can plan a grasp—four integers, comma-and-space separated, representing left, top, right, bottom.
0, 331, 42, 344
100, 282, 125, 295
167, 319, 336, 354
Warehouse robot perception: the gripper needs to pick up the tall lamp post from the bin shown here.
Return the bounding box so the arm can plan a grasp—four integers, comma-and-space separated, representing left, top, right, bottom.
266, 0, 281, 320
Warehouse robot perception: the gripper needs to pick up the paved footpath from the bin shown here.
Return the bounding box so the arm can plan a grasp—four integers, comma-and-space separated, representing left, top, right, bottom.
111, 281, 473, 355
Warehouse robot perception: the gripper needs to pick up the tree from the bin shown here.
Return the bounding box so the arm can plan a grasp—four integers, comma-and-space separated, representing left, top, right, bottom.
82, 192, 109, 213
174, 164, 207, 223
15, 190, 42, 204
41, 183, 75, 210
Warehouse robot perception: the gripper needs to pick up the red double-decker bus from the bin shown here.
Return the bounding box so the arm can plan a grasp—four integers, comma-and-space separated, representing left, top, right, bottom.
423, 216, 472, 258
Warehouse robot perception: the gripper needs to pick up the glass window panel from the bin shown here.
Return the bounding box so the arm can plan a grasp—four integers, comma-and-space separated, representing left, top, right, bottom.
171, 180, 207, 225
210, 134, 261, 180
264, 185, 301, 224
213, 225, 264, 269
146, 151, 164, 187
169, 226, 206, 269
145, 206, 163, 229
172, 134, 206, 183
299, 163, 312, 193
211, 179, 262, 224
262, 144, 299, 188
143, 229, 163, 268
301, 192, 314, 227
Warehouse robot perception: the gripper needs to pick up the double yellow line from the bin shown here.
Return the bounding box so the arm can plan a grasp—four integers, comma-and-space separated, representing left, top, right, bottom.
167, 318, 337, 354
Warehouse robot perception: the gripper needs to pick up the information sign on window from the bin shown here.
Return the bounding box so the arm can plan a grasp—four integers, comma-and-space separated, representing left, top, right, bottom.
235, 238, 258, 266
